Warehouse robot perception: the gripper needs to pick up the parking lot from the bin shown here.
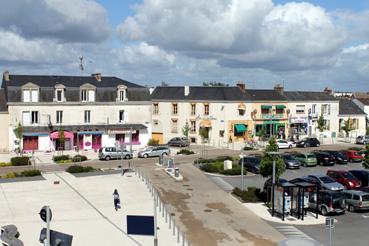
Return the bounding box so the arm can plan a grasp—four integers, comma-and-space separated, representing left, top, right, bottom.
208, 143, 369, 246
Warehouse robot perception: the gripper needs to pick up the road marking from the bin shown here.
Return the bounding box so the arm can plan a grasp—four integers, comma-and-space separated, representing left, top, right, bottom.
208, 176, 234, 192
274, 225, 315, 240
362, 215, 369, 219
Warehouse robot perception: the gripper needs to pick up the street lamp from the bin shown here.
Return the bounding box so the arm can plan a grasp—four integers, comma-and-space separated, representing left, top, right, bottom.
268, 151, 280, 217
239, 153, 246, 191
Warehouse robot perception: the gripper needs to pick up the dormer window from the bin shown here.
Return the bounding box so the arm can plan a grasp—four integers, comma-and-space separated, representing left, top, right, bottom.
117, 85, 127, 102
22, 83, 39, 102
54, 84, 65, 102
80, 83, 96, 102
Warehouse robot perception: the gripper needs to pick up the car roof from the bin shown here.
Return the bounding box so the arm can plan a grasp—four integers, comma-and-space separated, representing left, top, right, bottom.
327, 169, 348, 173
343, 190, 369, 195
349, 169, 369, 174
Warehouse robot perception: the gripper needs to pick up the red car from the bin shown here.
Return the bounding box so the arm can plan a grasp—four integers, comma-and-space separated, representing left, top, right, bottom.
327, 170, 361, 189
345, 150, 364, 162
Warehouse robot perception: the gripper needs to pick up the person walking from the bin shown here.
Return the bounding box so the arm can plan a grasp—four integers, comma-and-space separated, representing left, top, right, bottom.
113, 189, 121, 211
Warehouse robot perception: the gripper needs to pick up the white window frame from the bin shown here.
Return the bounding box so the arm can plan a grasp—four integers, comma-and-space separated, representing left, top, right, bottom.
31, 90, 39, 102
55, 89, 64, 102
119, 110, 125, 123
84, 110, 91, 123
23, 90, 30, 102
296, 105, 305, 114
81, 89, 95, 102
31, 111, 39, 124
56, 111, 63, 124
22, 111, 31, 125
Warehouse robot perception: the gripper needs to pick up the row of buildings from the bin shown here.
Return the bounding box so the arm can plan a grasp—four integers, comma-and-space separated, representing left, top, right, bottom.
0, 71, 367, 152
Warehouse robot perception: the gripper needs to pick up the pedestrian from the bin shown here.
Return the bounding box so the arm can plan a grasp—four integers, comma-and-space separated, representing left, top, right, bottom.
113, 189, 121, 211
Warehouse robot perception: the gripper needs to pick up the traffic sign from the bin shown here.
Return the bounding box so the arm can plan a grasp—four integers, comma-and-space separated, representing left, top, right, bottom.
325, 217, 334, 229
39, 206, 52, 223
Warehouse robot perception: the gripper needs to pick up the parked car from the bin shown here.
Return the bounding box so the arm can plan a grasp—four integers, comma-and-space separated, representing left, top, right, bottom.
306, 174, 344, 191
239, 156, 261, 174
138, 146, 170, 158
314, 152, 335, 166
349, 170, 369, 187
345, 150, 364, 162
281, 154, 301, 169
343, 190, 369, 212
276, 140, 296, 149
167, 137, 189, 147
325, 151, 348, 164
308, 190, 346, 215
355, 135, 369, 144
295, 138, 320, 148
98, 147, 133, 161
293, 153, 317, 167
326, 170, 361, 190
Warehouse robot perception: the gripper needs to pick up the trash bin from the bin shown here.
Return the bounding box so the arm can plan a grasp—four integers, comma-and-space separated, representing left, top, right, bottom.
174, 168, 180, 177
224, 160, 232, 170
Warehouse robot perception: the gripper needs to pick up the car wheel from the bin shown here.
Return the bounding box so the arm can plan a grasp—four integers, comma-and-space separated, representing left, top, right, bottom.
321, 207, 328, 216
348, 205, 355, 212
143, 154, 149, 158
162, 152, 168, 156
304, 143, 308, 148
317, 143, 320, 147
105, 156, 111, 161
289, 145, 292, 149
125, 155, 130, 159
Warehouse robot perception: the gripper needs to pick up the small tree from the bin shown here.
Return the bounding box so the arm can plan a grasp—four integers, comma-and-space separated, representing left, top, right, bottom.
341, 117, 353, 138
182, 122, 191, 146
317, 115, 325, 132
259, 137, 285, 179
58, 127, 65, 151
13, 123, 23, 156
363, 144, 369, 169
199, 127, 209, 142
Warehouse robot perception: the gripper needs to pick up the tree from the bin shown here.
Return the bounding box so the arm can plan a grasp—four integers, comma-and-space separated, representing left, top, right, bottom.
341, 117, 353, 138
182, 122, 191, 141
58, 127, 65, 150
363, 144, 369, 169
199, 127, 209, 141
13, 122, 23, 156
259, 137, 285, 179
317, 115, 325, 132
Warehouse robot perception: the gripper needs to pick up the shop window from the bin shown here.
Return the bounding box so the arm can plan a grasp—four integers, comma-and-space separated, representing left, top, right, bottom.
116, 134, 125, 144
204, 104, 209, 115
276, 108, 284, 114
255, 124, 265, 136
191, 103, 196, 115
172, 103, 178, 115
261, 108, 269, 114
132, 132, 139, 142
153, 103, 159, 114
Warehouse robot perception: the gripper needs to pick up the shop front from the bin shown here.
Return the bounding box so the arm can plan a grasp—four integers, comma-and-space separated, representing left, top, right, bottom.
22, 132, 51, 151
289, 117, 309, 141
50, 131, 74, 150
228, 120, 253, 142
254, 120, 287, 139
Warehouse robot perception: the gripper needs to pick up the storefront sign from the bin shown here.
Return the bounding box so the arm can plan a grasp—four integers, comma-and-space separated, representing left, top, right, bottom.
289, 117, 308, 124
108, 129, 137, 134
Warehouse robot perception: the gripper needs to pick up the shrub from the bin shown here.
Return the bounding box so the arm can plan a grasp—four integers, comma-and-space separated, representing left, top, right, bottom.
349, 147, 362, 151
66, 165, 95, 173
216, 156, 234, 161
177, 149, 195, 155
148, 138, 159, 146
200, 163, 221, 173
220, 166, 247, 175
53, 155, 70, 162
4, 172, 17, 179
243, 146, 255, 151
195, 158, 216, 164
232, 187, 262, 203
10, 157, 30, 166
72, 155, 88, 162
20, 169, 41, 177
0, 162, 12, 167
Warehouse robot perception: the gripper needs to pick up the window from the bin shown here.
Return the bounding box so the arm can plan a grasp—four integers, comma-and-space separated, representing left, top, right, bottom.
31, 111, 39, 124
84, 110, 91, 123
323, 119, 330, 130
171, 119, 178, 133
191, 103, 196, 115
31, 90, 38, 102
23, 89, 38, 102
119, 110, 125, 123
322, 104, 331, 115
56, 111, 63, 124
351, 118, 358, 129
219, 130, 225, 137
312, 104, 317, 114
172, 103, 178, 115
204, 104, 209, 115
118, 90, 127, 101
261, 108, 269, 114
22, 111, 30, 125
190, 120, 196, 133
81, 89, 95, 102
56, 89, 63, 102
153, 103, 159, 114
275, 108, 284, 114
296, 105, 305, 114
132, 132, 139, 142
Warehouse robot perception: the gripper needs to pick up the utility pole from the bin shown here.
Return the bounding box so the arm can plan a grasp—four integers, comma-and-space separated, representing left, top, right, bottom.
239, 153, 245, 191
153, 193, 158, 246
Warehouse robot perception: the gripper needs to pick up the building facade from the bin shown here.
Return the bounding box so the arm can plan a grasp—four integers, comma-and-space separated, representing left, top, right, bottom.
338, 99, 367, 137
2, 72, 152, 152
353, 97, 369, 129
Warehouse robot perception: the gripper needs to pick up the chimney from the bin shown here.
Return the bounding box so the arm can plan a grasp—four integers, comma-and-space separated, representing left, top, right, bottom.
274, 84, 284, 95
236, 81, 246, 92
3, 70, 10, 81
184, 85, 190, 96
324, 87, 332, 95
149, 87, 155, 95
92, 73, 102, 82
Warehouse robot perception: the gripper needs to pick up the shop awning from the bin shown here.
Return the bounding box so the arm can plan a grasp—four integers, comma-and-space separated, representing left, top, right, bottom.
238, 103, 246, 110
275, 105, 286, 109
234, 124, 247, 133
77, 131, 104, 135
50, 131, 74, 139
200, 120, 212, 127
23, 132, 49, 137
261, 105, 272, 109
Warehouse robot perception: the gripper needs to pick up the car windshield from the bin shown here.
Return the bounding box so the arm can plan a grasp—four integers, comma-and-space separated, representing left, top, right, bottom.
306, 154, 315, 158
341, 172, 356, 179
319, 176, 335, 183
334, 152, 345, 158
362, 195, 369, 201
284, 155, 296, 160
332, 192, 345, 199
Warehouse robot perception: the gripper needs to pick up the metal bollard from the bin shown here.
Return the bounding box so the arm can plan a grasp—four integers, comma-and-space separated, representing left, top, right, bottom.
177, 227, 180, 243
172, 221, 176, 236
182, 234, 185, 246
169, 215, 172, 229
162, 203, 164, 217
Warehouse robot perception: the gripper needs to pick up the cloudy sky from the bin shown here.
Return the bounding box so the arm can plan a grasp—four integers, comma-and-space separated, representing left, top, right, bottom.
1, 0, 369, 91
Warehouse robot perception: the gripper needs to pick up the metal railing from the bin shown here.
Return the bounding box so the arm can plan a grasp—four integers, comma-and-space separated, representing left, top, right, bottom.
133, 168, 191, 246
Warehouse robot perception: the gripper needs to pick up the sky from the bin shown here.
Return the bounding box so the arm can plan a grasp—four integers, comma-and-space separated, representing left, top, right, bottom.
1, 0, 369, 91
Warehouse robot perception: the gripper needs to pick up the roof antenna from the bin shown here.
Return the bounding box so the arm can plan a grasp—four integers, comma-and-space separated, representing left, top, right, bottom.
79, 56, 84, 73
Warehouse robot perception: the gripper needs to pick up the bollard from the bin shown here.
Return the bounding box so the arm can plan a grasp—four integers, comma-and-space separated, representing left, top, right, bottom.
161, 203, 164, 217
169, 215, 172, 229
165, 207, 167, 222
182, 234, 185, 246
177, 227, 180, 243
172, 221, 176, 236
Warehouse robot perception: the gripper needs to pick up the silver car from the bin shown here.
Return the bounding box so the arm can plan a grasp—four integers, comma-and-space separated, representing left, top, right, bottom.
138, 146, 170, 158
98, 147, 133, 161
356, 135, 369, 144
307, 174, 344, 191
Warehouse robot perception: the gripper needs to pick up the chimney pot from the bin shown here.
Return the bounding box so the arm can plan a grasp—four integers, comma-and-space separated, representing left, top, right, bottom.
92, 73, 102, 82
324, 87, 332, 94
3, 70, 10, 81
274, 84, 284, 94
184, 85, 190, 96
236, 81, 246, 92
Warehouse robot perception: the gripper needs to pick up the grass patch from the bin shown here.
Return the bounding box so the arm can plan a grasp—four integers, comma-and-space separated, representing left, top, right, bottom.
200, 161, 246, 175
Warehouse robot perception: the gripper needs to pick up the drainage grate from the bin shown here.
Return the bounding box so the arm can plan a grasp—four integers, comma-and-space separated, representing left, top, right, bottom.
204, 209, 212, 213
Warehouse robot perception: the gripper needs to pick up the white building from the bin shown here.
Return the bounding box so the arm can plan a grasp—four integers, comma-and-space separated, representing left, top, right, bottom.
353, 97, 369, 129
338, 99, 367, 138
2, 72, 152, 152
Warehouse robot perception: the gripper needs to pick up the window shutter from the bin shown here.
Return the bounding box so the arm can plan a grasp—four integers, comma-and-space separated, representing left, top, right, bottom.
88, 90, 95, 102
124, 110, 128, 122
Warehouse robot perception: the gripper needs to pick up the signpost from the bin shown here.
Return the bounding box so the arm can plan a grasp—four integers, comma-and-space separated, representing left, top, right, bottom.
39, 206, 52, 246
325, 217, 334, 246
239, 153, 245, 191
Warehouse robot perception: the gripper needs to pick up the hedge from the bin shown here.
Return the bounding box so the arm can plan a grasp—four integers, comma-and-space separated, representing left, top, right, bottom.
200, 162, 246, 176
232, 187, 263, 203
20, 169, 41, 177
53, 155, 70, 162
10, 157, 30, 166
0, 162, 12, 167
66, 165, 95, 173
72, 155, 88, 162
177, 149, 195, 155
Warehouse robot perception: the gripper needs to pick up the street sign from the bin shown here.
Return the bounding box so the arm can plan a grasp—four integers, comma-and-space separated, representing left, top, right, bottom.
127, 215, 155, 236
325, 217, 334, 229
39, 228, 73, 246
39, 206, 52, 223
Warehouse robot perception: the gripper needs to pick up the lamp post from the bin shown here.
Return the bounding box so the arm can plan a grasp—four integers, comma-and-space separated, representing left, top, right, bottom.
268, 151, 280, 217
239, 153, 245, 191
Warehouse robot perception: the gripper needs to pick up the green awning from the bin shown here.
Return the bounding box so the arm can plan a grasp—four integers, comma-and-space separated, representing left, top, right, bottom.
261, 105, 272, 109
275, 105, 286, 109
234, 124, 247, 133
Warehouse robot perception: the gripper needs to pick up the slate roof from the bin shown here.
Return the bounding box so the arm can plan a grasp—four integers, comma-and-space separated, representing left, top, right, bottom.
2, 74, 150, 102
0, 89, 7, 112
151, 86, 247, 101
339, 99, 366, 115
356, 98, 369, 106
244, 89, 287, 101
283, 91, 337, 101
